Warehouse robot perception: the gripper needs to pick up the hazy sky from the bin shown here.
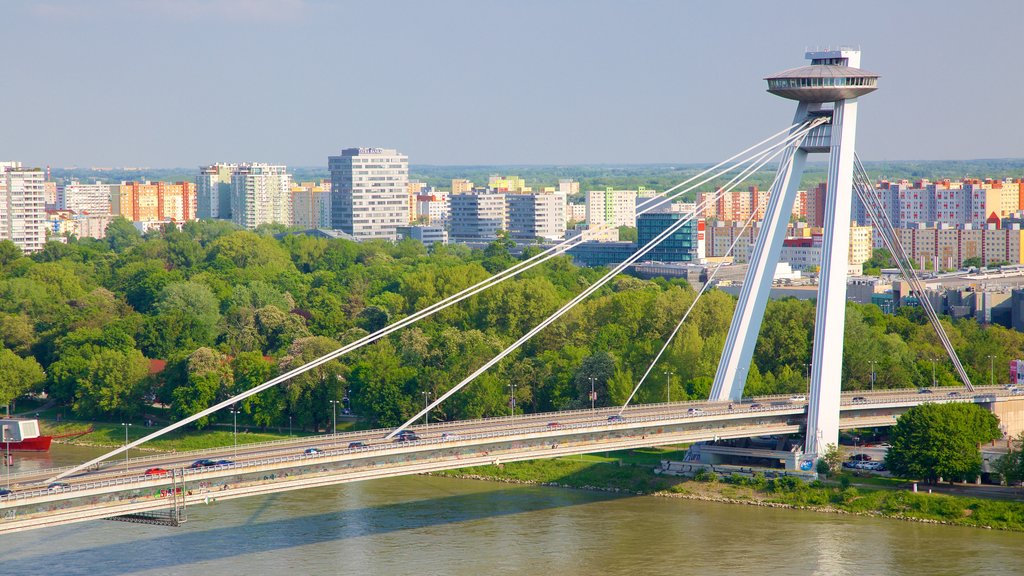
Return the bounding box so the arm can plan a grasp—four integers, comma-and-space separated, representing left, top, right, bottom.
4, 0, 1023, 168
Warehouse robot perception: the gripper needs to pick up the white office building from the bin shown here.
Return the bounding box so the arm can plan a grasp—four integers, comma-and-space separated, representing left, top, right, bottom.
508, 192, 566, 241
586, 189, 637, 229
197, 163, 238, 220
57, 180, 111, 215
1, 161, 47, 252
329, 148, 409, 240
450, 192, 506, 240
415, 192, 450, 226
230, 164, 292, 230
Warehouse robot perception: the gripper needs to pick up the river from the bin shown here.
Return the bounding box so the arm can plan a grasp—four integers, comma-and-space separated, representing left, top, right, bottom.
3, 445, 1022, 575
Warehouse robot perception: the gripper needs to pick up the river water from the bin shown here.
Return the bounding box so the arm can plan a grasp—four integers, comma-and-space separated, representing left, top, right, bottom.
3, 446, 1022, 575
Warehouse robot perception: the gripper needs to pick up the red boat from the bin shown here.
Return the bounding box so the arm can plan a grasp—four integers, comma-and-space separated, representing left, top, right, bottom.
1, 419, 93, 452
4, 434, 53, 451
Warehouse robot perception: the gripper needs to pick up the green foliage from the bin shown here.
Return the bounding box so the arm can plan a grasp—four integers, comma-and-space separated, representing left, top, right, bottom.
0, 348, 45, 409
617, 226, 638, 242
887, 403, 1002, 483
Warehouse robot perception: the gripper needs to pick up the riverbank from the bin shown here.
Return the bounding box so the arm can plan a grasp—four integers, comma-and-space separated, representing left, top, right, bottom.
434, 454, 1024, 532
37, 419, 311, 452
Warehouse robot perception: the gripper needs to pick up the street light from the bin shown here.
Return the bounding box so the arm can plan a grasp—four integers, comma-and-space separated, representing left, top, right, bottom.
508, 382, 516, 417
229, 405, 239, 459
867, 360, 877, 391
120, 422, 131, 474
288, 414, 292, 437
987, 355, 995, 387
329, 400, 339, 435
423, 391, 431, 427
3, 424, 10, 491
589, 376, 596, 411
931, 357, 938, 387
663, 371, 674, 403
804, 363, 812, 393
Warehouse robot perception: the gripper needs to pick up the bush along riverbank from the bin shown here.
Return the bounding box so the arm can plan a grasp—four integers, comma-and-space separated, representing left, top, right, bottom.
435, 457, 1024, 532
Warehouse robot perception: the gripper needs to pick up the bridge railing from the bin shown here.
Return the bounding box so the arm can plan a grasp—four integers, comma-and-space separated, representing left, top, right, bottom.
1, 403, 809, 505
4, 388, 1014, 504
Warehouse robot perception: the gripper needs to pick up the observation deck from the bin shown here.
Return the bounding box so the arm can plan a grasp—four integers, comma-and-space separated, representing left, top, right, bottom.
765, 64, 879, 102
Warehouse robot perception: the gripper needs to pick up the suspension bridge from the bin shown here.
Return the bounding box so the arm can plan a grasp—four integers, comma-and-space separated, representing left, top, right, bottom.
2, 49, 1010, 533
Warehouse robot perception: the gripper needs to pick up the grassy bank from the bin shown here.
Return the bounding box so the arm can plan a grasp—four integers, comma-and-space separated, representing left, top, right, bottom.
437, 451, 1024, 532
38, 418, 340, 452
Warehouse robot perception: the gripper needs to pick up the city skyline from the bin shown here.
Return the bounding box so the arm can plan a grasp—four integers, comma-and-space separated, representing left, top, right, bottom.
3, 0, 1024, 168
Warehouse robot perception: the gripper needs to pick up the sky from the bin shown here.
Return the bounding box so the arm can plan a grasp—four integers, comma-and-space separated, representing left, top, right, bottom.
3, 0, 1024, 168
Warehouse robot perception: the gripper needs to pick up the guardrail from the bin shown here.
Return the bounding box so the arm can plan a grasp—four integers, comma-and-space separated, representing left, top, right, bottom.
0, 404, 802, 505
5, 386, 1017, 502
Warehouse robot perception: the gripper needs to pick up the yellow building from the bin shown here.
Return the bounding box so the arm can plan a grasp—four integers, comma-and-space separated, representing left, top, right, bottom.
451, 179, 474, 194
488, 175, 530, 193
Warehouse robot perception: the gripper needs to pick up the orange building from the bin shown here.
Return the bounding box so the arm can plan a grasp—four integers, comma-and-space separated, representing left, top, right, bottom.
111, 181, 196, 222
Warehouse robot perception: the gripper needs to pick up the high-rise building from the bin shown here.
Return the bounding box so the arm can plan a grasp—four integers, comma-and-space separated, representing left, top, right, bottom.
43, 181, 57, 209
451, 179, 474, 194
197, 163, 238, 219
586, 188, 637, 229
57, 180, 111, 215
558, 179, 580, 196
0, 161, 47, 253
488, 175, 529, 193
111, 181, 196, 222
291, 181, 331, 229
507, 192, 566, 240
329, 148, 409, 240
230, 164, 291, 230
450, 192, 506, 240
636, 210, 704, 263
415, 192, 450, 225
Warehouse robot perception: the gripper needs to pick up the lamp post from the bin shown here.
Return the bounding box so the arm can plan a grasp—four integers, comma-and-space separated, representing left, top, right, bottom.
804, 362, 812, 393
663, 371, 674, 403
931, 357, 938, 387
987, 355, 995, 387
229, 406, 239, 459
423, 391, 431, 427
868, 360, 877, 391
589, 376, 596, 411
120, 422, 131, 474
329, 400, 339, 435
3, 424, 10, 491
508, 382, 516, 417
288, 415, 292, 437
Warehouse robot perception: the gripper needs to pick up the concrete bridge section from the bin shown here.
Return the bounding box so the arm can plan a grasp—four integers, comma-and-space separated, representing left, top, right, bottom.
1, 386, 1020, 534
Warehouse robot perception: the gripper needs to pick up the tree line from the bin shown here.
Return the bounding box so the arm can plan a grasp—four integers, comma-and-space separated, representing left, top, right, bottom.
2, 217, 1024, 432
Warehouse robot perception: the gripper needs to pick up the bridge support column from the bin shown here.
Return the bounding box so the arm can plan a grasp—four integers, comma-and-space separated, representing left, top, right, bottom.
805, 98, 858, 457
709, 104, 809, 402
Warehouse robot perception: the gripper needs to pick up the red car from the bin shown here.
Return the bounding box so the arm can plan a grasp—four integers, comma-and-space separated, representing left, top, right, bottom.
145, 467, 169, 475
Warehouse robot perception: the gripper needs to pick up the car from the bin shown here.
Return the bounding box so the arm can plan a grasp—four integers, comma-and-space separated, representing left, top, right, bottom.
144, 467, 169, 476
851, 396, 868, 403
918, 388, 934, 394
789, 395, 807, 402
47, 482, 71, 491
395, 430, 420, 441
348, 441, 366, 449
849, 453, 872, 462
842, 461, 858, 469
748, 403, 764, 410
546, 422, 562, 428
687, 408, 704, 415
878, 442, 892, 449
190, 459, 218, 468
441, 433, 461, 441
0, 488, 11, 496
607, 415, 625, 423
947, 391, 962, 398
304, 447, 323, 455
215, 459, 233, 466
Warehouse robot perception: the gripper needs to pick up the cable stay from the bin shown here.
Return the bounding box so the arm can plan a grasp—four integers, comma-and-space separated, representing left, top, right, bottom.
852, 153, 974, 391
46, 120, 819, 483
386, 118, 829, 438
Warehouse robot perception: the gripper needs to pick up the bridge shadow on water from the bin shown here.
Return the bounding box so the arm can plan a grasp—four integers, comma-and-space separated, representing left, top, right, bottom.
10, 480, 630, 575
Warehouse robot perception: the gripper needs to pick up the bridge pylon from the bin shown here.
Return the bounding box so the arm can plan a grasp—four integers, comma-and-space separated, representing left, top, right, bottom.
707, 49, 879, 459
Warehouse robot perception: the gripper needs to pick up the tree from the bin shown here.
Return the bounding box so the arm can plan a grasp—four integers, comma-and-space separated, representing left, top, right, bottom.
886, 403, 1001, 483
961, 256, 982, 269
991, 433, 1024, 486
0, 240, 23, 268
819, 443, 844, 476
573, 352, 616, 408
106, 217, 142, 252
72, 348, 148, 418
618, 226, 638, 242
0, 348, 45, 411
